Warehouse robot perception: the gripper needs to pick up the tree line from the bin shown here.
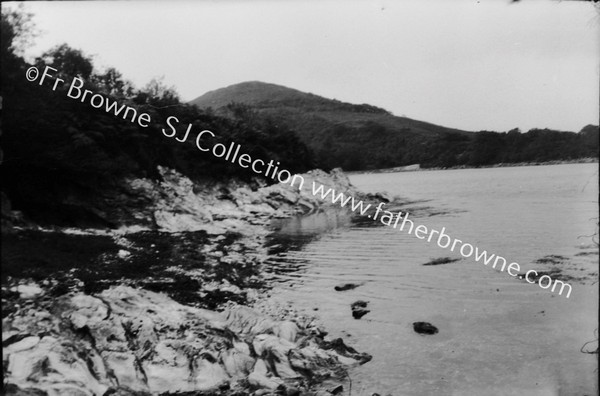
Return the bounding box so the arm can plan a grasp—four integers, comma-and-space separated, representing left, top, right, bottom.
1, 9, 315, 224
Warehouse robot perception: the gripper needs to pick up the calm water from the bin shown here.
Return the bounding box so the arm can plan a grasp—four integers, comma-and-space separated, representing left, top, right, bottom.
266, 163, 599, 396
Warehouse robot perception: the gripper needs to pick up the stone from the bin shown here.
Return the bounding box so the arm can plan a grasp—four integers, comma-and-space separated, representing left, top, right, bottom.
12, 284, 43, 299
3, 286, 370, 395
351, 300, 370, 319
2, 166, 375, 394
334, 283, 361, 292
412, 322, 438, 335
247, 371, 283, 390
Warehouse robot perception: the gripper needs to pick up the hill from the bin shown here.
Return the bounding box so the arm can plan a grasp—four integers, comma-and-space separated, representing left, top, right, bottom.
191, 82, 598, 171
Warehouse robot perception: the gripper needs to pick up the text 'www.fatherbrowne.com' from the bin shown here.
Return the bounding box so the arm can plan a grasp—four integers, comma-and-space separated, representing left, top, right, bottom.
310, 183, 573, 298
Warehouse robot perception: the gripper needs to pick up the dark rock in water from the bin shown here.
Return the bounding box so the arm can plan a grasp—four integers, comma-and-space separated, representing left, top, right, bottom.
351, 300, 368, 309
320, 338, 372, 365
329, 384, 344, 394
422, 257, 460, 266
535, 254, 567, 265
334, 283, 361, 292
351, 300, 370, 319
413, 321, 438, 335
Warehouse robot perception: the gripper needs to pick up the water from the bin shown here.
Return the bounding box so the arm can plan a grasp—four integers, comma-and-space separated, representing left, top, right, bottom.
265, 163, 599, 396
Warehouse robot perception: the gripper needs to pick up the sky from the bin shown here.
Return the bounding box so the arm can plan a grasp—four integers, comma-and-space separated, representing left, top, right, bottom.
7, 0, 600, 132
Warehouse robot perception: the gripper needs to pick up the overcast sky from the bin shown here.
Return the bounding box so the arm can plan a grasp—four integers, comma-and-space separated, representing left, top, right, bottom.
9, 0, 600, 132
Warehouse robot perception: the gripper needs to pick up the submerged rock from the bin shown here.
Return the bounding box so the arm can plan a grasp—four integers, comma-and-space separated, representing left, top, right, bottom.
351, 300, 370, 319
334, 283, 361, 292
413, 321, 439, 335
3, 286, 370, 395
422, 257, 461, 266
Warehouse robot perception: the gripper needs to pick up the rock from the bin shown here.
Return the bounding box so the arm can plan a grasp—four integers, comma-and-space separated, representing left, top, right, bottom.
3, 336, 40, 353
366, 191, 392, 203
113, 166, 367, 236
247, 371, 283, 390
273, 320, 300, 343
190, 358, 230, 391
3, 383, 49, 396
320, 338, 372, 365
413, 322, 438, 335
2, 166, 372, 394
329, 384, 344, 394
351, 300, 370, 319
11, 284, 43, 299
5, 335, 112, 395
352, 308, 369, 320
3, 286, 370, 395
286, 387, 302, 396
351, 300, 368, 309
334, 283, 361, 292
221, 343, 255, 378
252, 335, 300, 379
422, 257, 460, 266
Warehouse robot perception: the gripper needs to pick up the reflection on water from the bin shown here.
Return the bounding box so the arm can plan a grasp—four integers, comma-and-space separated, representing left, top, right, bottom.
264, 163, 598, 396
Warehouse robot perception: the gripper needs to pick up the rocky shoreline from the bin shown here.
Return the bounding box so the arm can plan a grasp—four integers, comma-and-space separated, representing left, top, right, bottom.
2, 167, 377, 396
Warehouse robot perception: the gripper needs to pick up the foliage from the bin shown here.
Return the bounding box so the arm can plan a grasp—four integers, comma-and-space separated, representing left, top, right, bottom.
193, 82, 598, 172
1, 9, 597, 226
0, 10, 314, 225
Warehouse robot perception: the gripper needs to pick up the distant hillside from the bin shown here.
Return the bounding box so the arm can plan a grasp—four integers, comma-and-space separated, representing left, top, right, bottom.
191, 81, 475, 170
191, 82, 598, 171
192, 81, 393, 114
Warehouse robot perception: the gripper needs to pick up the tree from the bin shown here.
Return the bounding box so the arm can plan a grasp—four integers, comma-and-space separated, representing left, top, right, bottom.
135, 77, 180, 108
35, 44, 94, 80
92, 67, 135, 99
1, 5, 36, 59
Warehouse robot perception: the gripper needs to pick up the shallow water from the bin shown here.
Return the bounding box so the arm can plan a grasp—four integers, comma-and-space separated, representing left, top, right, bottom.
265, 163, 599, 396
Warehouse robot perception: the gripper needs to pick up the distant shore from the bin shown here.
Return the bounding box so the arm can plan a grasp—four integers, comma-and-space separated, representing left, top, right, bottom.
347, 157, 598, 175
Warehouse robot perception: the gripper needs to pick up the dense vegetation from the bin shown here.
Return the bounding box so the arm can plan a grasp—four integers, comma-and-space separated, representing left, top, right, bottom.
194, 83, 599, 171
1, 10, 314, 225
1, 9, 597, 226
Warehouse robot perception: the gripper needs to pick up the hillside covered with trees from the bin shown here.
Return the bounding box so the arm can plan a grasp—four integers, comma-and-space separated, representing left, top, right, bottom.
1, 9, 314, 226
193, 82, 599, 171
2, 8, 597, 227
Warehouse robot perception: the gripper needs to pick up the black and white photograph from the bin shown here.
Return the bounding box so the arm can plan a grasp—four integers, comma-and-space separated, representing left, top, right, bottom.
1, 1, 599, 395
